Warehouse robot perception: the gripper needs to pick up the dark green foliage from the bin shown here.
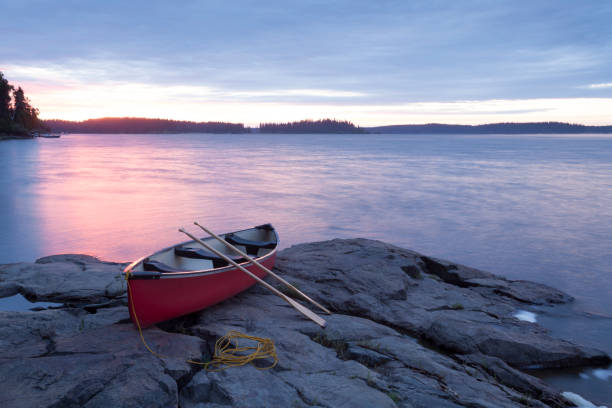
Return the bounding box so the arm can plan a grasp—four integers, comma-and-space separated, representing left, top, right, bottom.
12, 87, 28, 126
311, 333, 348, 358
0, 72, 13, 122
260, 118, 364, 133
44, 117, 246, 134
368, 122, 612, 134
386, 391, 401, 403
0, 71, 48, 136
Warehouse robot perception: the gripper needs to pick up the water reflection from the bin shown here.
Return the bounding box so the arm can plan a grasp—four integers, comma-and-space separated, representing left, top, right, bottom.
1, 133, 611, 318
2, 132, 612, 403
0, 293, 61, 312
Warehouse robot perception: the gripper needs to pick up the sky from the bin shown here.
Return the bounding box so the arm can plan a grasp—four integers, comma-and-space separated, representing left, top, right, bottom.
1, 0, 612, 126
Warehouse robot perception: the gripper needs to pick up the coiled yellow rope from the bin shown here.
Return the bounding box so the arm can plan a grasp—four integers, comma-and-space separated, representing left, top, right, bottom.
126, 278, 277, 371
205, 330, 278, 371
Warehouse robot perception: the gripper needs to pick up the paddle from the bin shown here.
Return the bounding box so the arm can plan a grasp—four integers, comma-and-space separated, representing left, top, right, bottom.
194, 222, 332, 315
179, 228, 327, 328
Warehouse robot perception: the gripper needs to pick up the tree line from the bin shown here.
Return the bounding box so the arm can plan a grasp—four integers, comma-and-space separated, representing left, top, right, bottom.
0, 71, 48, 136
47, 118, 366, 134
367, 122, 612, 134
259, 119, 364, 133
46, 118, 247, 134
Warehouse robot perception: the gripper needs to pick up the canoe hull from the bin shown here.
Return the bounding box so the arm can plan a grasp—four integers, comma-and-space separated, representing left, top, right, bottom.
125, 224, 278, 327
127, 253, 275, 327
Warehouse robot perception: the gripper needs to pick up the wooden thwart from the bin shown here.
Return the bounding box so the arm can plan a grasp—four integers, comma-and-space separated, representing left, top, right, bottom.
194, 221, 332, 315
179, 228, 327, 328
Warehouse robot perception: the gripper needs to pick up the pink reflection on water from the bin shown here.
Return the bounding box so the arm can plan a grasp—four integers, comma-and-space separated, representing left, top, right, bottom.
32, 134, 327, 262
6, 132, 610, 320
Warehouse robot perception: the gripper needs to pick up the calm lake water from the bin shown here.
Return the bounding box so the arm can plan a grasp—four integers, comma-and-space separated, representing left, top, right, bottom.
1, 133, 611, 403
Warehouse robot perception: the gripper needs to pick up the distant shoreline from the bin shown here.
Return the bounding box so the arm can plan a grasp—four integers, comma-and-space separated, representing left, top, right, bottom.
366, 122, 612, 134
0, 133, 35, 141
48, 128, 612, 135
44, 117, 612, 135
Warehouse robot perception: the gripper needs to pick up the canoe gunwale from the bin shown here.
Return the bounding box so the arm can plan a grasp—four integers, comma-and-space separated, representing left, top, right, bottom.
124, 225, 278, 280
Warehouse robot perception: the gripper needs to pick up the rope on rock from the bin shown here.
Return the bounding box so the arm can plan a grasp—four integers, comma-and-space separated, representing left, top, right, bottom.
126, 279, 278, 371
204, 330, 278, 372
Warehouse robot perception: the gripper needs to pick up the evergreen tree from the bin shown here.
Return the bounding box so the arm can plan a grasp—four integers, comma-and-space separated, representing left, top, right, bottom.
0, 72, 13, 131
12, 86, 43, 131
0, 72, 46, 135
12, 87, 27, 124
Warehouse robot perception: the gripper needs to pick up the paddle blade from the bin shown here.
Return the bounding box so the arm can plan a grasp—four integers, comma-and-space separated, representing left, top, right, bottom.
286, 296, 327, 328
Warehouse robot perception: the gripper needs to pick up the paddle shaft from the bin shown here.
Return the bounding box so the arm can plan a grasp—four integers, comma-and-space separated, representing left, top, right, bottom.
195, 222, 332, 315
178, 229, 326, 328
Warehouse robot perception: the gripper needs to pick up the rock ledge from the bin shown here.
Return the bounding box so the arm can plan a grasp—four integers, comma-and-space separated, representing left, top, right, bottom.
0, 238, 609, 407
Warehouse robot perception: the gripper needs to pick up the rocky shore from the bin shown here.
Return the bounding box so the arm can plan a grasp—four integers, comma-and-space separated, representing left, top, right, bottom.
0, 238, 609, 407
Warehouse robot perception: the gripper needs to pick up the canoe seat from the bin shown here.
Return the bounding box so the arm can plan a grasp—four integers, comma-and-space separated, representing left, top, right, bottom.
174, 246, 247, 268
225, 233, 277, 255
143, 259, 182, 273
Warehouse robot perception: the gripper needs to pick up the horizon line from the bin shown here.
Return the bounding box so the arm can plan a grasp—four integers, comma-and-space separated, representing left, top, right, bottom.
41, 116, 612, 128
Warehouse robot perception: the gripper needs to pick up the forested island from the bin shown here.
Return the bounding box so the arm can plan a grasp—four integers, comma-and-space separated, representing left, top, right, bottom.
45, 118, 365, 134
46, 119, 611, 135
367, 122, 612, 134
46, 118, 246, 134
259, 119, 364, 133
3, 66, 612, 138
0, 72, 48, 139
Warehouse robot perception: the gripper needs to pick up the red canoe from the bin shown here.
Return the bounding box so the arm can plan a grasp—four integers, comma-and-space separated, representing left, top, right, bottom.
124, 224, 278, 327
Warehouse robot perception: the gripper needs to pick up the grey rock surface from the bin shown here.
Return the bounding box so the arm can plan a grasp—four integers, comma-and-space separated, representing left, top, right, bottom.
0, 240, 609, 407
0, 322, 204, 408
0, 254, 126, 303
274, 239, 606, 369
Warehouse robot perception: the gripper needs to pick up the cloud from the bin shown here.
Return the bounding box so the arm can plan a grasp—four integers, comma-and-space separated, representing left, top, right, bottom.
28, 77, 612, 127
2, 1, 612, 122
586, 82, 612, 89
228, 89, 367, 99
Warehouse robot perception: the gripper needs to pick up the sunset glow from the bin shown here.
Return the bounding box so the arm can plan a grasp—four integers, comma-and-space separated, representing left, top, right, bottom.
2, 1, 611, 127
2, 2, 612, 405
6, 63, 612, 127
